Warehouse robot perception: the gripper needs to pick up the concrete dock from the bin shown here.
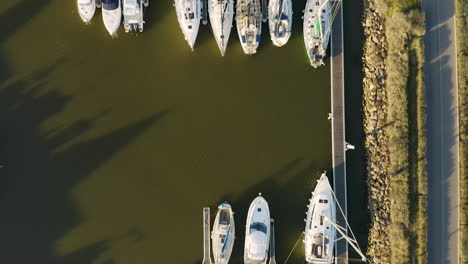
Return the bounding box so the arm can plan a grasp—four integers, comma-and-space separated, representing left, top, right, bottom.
202, 207, 212, 264
269, 219, 277, 264
330, 2, 348, 264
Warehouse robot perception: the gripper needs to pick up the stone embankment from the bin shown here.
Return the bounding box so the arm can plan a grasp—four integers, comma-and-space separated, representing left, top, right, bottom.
362, 1, 391, 263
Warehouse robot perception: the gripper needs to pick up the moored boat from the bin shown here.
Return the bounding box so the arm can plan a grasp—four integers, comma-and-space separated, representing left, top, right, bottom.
304, 173, 336, 264
174, 0, 203, 49
303, 0, 338, 67
244, 194, 270, 264
77, 0, 96, 23
123, 0, 148, 33
208, 0, 234, 56
102, 0, 122, 36
268, 0, 292, 47
236, 0, 262, 55
212, 203, 235, 264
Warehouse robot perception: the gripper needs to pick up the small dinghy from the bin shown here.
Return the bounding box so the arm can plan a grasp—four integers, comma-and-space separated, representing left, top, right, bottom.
304, 173, 336, 264
212, 203, 235, 264
244, 194, 270, 264
77, 0, 96, 23
102, 0, 122, 36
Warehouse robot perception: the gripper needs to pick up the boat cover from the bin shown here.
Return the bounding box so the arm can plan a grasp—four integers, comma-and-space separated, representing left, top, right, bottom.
103, 0, 119, 10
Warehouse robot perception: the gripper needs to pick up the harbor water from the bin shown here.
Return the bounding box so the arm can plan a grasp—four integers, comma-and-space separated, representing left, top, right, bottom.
0, 0, 366, 263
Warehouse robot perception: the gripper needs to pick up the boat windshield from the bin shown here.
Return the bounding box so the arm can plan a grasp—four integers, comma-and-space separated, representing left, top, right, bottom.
124, 0, 138, 8
102, 0, 119, 10
250, 222, 267, 234
219, 209, 230, 225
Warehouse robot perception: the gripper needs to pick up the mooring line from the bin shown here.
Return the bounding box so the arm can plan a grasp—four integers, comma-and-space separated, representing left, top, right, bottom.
282, 232, 304, 264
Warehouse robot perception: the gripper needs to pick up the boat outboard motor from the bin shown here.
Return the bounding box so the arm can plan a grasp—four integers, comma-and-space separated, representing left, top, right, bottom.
123, 0, 148, 33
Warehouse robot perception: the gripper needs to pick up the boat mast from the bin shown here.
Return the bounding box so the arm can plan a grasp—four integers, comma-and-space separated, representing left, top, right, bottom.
275, 0, 285, 37
322, 214, 368, 262
315, 0, 341, 41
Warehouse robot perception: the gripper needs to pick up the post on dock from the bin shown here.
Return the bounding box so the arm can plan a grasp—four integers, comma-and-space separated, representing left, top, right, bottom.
202, 207, 212, 264
268, 218, 276, 264
202, 0, 208, 25
262, 0, 268, 22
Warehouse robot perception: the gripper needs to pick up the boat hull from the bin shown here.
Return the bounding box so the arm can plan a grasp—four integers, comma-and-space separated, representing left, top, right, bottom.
244, 195, 270, 264
304, 173, 336, 264
268, 0, 292, 47
174, 0, 202, 49
77, 0, 96, 23
208, 0, 234, 56
102, 0, 122, 36
303, 0, 332, 67
236, 0, 262, 55
212, 203, 235, 264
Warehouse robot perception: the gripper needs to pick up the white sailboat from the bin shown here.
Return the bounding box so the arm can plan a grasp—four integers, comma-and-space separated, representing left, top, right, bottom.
77, 0, 96, 23
102, 0, 122, 36
236, 0, 262, 55
303, 0, 341, 67
268, 0, 292, 47
123, 0, 148, 33
208, 0, 234, 56
212, 203, 235, 264
305, 173, 336, 264
244, 194, 270, 264
174, 0, 203, 49
304, 172, 368, 264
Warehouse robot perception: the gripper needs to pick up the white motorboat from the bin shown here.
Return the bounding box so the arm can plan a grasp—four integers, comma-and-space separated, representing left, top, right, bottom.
268, 0, 292, 47
303, 0, 340, 67
236, 0, 262, 55
244, 194, 270, 264
77, 0, 96, 23
304, 173, 336, 264
102, 0, 122, 36
123, 0, 148, 33
212, 203, 235, 264
208, 0, 234, 56
174, 0, 203, 49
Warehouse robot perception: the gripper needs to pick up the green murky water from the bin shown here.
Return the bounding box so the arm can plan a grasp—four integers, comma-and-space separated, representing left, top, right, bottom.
0, 0, 366, 263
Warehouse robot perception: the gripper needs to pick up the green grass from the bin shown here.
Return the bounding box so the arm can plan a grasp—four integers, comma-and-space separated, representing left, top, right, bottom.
363, 1, 428, 263
409, 36, 428, 264
456, 0, 468, 262
391, 0, 421, 12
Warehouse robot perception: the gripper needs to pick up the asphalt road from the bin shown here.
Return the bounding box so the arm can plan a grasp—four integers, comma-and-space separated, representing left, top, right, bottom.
422, 0, 460, 263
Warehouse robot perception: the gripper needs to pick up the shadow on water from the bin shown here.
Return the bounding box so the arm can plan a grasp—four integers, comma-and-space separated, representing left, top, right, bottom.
143, 0, 172, 32
343, 0, 369, 258
193, 159, 326, 264
0, 0, 54, 43
0, 60, 168, 263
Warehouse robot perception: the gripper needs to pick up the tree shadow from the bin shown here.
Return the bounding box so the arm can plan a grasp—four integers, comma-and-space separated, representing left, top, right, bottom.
343, 0, 369, 257
0, 0, 54, 43
0, 61, 168, 263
